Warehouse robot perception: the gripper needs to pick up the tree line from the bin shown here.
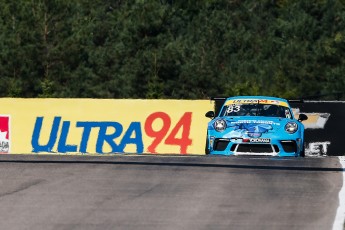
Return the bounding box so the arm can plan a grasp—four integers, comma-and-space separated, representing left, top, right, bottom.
0, 0, 344, 100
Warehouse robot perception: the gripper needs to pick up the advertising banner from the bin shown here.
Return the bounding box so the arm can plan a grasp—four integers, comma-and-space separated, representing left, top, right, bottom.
0, 99, 214, 155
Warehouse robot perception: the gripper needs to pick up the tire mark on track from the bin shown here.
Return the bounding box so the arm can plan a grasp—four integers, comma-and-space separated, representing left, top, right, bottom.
0, 179, 44, 199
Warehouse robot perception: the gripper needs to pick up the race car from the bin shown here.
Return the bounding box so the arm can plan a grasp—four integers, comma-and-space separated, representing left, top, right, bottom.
205, 96, 308, 157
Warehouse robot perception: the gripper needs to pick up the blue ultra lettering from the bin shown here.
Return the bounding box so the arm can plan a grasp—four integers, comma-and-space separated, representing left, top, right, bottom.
58, 121, 77, 153
119, 122, 143, 153
31, 117, 61, 152
77, 122, 123, 154
97, 122, 123, 153
76, 122, 94, 153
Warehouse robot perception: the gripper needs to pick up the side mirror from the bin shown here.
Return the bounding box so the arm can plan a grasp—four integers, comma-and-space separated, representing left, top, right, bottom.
298, 113, 308, 122
205, 111, 215, 119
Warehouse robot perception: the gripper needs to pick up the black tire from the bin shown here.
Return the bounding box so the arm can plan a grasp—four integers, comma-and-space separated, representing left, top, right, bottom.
300, 144, 305, 157
205, 138, 210, 155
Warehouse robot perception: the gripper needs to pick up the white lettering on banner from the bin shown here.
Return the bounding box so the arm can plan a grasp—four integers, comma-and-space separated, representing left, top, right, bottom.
305, 141, 331, 156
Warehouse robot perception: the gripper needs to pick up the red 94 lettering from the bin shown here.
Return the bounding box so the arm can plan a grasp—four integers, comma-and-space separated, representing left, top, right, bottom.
145, 112, 193, 154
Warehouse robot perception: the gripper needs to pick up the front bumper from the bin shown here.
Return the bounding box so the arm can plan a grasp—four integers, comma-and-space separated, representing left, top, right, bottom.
208, 136, 303, 157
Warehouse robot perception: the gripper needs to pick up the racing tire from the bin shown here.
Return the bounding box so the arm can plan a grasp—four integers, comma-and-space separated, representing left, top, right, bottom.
300, 145, 305, 157
205, 138, 210, 155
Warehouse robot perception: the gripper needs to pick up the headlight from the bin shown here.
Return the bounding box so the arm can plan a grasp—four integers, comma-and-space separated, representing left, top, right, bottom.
214, 119, 227, 132
285, 122, 298, 134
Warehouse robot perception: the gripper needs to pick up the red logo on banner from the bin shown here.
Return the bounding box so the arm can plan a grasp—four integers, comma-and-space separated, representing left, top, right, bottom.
0, 116, 10, 153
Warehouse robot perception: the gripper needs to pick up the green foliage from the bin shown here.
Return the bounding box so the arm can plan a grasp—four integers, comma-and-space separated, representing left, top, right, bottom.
38, 78, 54, 98
0, 0, 344, 99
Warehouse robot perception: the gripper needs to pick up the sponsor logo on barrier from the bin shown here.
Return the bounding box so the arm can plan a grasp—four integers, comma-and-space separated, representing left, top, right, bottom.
293, 108, 332, 156
31, 112, 193, 154
305, 141, 330, 157
292, 108, 330, 129
0, 115, 10, 153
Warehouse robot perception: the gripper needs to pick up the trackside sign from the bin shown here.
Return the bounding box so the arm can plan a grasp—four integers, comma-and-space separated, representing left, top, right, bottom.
0, 99, 213, 155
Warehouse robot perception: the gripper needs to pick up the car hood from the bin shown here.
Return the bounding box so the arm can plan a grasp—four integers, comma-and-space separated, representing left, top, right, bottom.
209, 116, 292, 138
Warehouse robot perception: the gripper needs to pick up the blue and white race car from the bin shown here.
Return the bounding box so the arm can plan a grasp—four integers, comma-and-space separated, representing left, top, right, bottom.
205, 96, 308, 157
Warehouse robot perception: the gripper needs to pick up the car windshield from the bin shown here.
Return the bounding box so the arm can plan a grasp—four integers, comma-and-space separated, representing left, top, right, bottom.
219, 103, 292, 118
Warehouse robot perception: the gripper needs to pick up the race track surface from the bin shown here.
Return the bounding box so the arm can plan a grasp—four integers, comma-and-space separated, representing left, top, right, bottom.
0, 154, 343, 230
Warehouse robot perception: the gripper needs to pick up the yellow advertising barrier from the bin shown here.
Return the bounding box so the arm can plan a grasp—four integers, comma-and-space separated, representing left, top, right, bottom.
0, 98, 214, 155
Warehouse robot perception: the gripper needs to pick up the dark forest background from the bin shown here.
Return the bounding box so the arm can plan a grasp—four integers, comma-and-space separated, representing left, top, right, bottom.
1, 0, 345, 100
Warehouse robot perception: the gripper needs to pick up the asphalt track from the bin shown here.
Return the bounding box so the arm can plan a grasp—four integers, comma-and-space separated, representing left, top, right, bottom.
0, 154, 343, 230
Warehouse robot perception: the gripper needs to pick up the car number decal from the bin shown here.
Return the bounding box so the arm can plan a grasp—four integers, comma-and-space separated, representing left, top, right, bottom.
226, 105, 241, 113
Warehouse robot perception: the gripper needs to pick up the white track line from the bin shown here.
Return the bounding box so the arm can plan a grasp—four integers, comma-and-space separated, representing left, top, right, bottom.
333, 156, 345, 230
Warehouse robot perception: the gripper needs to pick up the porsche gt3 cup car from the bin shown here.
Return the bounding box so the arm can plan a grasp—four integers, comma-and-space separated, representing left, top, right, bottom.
205, 96, 308, 157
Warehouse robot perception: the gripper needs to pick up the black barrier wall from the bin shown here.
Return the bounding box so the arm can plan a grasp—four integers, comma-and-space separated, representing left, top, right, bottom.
211, 99, 344, 156
292, 101, 344, 156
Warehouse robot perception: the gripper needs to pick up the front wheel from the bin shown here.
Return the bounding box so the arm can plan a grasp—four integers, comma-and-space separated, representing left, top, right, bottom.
300, 144, 305, 157
205, 138, 210, 155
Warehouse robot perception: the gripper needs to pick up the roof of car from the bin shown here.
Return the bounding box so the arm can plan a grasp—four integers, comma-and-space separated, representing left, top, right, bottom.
224, 96, 290, 107
225, 96, 288, 102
